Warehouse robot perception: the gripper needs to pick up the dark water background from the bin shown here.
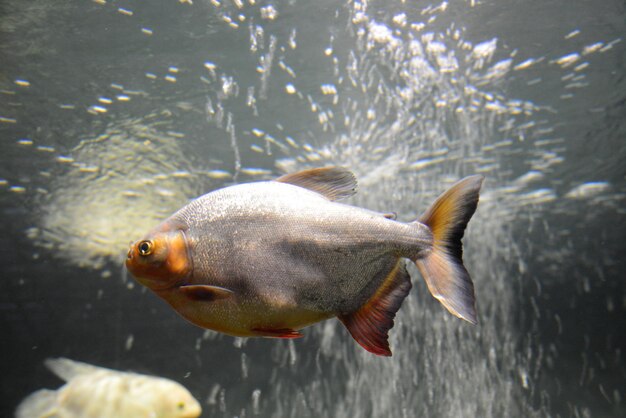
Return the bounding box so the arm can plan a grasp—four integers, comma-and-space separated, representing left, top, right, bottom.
1, 0, 624, 417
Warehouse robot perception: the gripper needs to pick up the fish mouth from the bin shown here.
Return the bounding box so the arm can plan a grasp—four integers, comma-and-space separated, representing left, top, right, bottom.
124, 242, 137, 266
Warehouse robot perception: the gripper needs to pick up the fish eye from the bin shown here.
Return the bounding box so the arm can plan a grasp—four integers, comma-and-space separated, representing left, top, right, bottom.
138, 240, 153, 256
177, 402, 185, 410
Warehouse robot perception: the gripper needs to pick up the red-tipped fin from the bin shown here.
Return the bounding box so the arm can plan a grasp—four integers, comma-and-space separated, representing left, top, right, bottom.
416, 175, 484, 324
180, 285, 234, 301
276, 167, 357, 201
252, 328, 304, 339
338, 261, 412, 356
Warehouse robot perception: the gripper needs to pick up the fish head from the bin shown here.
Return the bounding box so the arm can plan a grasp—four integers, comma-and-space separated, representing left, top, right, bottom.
157, 383, 202, 418
125, 221, 192, 291
131, 376, 202, 418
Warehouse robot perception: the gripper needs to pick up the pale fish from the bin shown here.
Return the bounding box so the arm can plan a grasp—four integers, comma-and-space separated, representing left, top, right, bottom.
15, 358, 201, 418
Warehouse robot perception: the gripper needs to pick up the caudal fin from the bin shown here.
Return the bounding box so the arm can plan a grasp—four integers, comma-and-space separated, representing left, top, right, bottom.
415, 175, 484, 324
15, 389, 57, 418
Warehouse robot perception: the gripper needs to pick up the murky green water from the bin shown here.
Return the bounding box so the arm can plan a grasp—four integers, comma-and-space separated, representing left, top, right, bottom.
1, 1, 624, 417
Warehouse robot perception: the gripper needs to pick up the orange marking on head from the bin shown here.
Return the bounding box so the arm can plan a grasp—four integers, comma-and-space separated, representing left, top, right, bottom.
166, 230, 192, 277
125, 226, 192, 291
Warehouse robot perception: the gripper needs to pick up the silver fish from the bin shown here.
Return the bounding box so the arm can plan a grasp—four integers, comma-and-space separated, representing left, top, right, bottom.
126, 167, 484, 356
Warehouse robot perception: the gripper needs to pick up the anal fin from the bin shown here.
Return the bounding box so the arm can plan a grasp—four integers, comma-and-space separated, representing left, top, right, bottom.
338, 261, 412, 356
252, 328, 304, 339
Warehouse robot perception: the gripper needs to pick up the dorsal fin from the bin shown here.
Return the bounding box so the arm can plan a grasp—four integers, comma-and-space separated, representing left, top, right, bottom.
45, 358, 104, 381
338, 261, 412, 356
276, 167, 357, 201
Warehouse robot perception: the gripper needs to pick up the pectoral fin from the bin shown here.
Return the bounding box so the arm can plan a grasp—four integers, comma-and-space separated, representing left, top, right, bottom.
338, 260, 412, 356
276, 167, 357, 201
180, 285, 234, 301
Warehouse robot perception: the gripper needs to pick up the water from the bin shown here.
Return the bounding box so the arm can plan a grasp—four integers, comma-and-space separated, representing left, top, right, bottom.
1, 0, 624, 417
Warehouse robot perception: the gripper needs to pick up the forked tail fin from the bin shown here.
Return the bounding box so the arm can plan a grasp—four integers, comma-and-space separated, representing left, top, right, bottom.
415, 175, 484, 324
15, 389, 57, 418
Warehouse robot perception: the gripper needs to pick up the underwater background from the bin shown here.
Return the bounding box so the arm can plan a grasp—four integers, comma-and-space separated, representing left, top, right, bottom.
1, 0, 624, 417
